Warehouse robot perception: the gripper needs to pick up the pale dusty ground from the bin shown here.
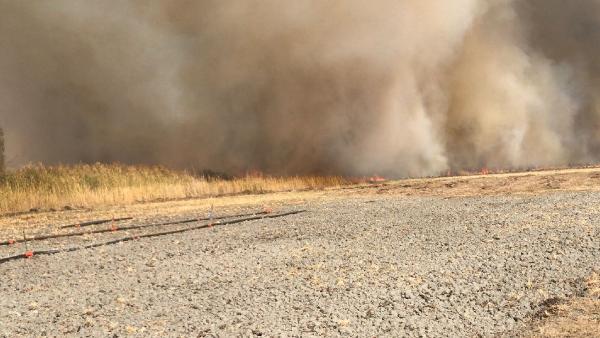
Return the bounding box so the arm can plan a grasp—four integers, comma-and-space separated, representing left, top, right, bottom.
1, 167, 599, 337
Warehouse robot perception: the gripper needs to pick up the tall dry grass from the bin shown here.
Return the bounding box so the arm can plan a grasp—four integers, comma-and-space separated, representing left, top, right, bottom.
0, 127, 4, 175
0, 163, 351, 215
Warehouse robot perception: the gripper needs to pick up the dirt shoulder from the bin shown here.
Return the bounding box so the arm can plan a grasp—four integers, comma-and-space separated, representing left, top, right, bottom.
3, 167, 600, 234
520, 273, 600, 338
356, 167, 600, 198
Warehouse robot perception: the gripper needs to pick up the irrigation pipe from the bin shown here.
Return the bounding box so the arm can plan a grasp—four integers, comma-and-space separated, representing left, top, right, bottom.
0, 210, 305, 264
60, 217, 134, 229
0, 210, 270, 246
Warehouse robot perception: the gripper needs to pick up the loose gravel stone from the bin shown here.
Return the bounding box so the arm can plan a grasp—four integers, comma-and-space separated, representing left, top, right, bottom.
0, 191, 599, 337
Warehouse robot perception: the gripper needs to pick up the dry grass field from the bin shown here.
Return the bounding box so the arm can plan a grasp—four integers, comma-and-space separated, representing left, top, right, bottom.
0, 163, 351, 215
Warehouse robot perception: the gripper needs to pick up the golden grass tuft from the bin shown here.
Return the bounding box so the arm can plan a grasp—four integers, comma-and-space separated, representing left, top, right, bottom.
528, 273, 600, 337
0, 163, 351, 215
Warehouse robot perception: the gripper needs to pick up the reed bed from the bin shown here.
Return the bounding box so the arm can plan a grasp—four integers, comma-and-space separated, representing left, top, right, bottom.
0, 163, 351, 215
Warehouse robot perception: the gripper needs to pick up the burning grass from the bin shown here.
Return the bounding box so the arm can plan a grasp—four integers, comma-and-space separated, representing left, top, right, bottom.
0, 163, 351, 215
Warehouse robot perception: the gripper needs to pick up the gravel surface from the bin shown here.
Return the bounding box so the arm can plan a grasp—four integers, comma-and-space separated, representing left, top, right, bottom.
0, 191, 599, 337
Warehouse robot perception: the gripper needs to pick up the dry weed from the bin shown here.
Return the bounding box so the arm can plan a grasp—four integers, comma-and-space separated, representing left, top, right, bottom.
0, 163, 351, 214
528, 273, 600, 338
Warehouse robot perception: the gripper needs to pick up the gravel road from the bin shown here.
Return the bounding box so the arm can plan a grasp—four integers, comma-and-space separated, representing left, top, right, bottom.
1, 191, 599, 337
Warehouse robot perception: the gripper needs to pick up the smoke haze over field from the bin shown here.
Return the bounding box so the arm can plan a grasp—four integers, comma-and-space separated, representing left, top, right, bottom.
1, 0, 600, 177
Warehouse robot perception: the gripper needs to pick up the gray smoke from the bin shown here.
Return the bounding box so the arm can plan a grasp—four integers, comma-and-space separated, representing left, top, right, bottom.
1, 0, 599, 177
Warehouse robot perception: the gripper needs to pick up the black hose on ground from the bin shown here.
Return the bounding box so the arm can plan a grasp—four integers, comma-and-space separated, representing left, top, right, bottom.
0, 210, 305, 264
59, 217, 134, 229
0, 211, 270, 246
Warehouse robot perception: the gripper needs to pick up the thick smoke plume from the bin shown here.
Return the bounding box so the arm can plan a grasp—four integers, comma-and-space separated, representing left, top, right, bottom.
1, 0, 599, 177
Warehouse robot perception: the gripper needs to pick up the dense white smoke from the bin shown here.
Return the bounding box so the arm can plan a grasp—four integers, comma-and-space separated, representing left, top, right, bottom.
0, 0, 599, 177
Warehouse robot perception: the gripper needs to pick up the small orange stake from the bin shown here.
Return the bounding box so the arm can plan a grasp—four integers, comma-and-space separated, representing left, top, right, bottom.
24, 251, 34, 258
8, 239, 15, 245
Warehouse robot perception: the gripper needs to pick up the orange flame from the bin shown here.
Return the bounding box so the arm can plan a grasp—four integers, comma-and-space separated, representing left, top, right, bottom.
368, 175, 387, 183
